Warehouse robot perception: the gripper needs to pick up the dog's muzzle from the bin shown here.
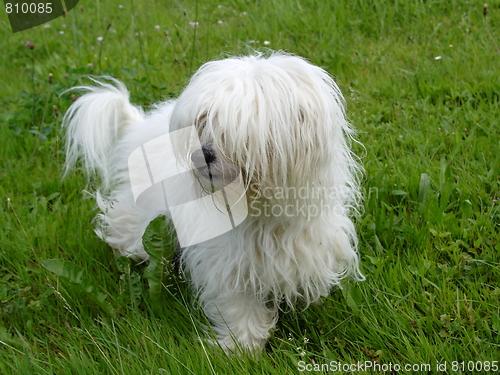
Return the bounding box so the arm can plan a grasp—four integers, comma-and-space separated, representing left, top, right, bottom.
191, 146, 241, 186
191, 146, 216, 179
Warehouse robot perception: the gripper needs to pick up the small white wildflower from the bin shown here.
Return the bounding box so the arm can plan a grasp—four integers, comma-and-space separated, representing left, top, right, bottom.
300, 351, 306, 357
43, 24, 51, 28
59, 31, 64, 34
303, 337, 309, 344
217, 20, 224, 26
97, 36, 103, 42
434, 56, 442, 60
154, 25, 160, 31
189, 21, 199, 28
118, 4, 124, 9
263, 40, 270, 45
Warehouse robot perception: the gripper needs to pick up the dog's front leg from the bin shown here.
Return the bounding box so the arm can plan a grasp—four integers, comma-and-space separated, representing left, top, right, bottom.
199, 289, 278, 352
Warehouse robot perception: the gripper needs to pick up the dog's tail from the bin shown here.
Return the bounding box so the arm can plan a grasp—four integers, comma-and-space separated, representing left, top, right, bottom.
63, 77, 143, 188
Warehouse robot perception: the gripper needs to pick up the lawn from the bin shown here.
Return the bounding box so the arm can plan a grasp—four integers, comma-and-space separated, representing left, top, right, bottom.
0, 0, 499, 373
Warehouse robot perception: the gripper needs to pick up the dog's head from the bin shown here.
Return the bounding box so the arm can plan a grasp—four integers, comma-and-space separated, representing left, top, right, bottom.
169, 52, 354, 203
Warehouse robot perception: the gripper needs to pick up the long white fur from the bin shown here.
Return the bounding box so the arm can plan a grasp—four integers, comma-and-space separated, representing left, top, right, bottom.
63, 51, 364, 352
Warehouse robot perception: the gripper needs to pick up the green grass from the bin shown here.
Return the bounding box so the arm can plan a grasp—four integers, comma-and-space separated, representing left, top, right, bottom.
1, 0, 499, 373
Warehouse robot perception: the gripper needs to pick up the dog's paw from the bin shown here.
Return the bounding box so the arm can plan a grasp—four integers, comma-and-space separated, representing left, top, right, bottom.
217, 332, 268, 356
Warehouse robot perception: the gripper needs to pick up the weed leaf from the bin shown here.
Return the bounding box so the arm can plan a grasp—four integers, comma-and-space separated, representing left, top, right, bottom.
143, 216, 176, 300
41, 259, 84, 283
41, 259, 115, 316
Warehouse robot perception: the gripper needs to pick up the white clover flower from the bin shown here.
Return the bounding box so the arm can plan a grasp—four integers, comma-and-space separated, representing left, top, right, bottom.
263, 40, 270, 45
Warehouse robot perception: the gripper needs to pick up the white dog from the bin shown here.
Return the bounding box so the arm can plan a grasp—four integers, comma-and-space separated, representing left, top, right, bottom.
63, 51, 364, 352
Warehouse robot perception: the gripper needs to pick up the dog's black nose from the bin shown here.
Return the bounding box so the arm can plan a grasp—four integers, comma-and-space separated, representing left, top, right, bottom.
191, 146, 217, 168
202, 146, 217, 164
